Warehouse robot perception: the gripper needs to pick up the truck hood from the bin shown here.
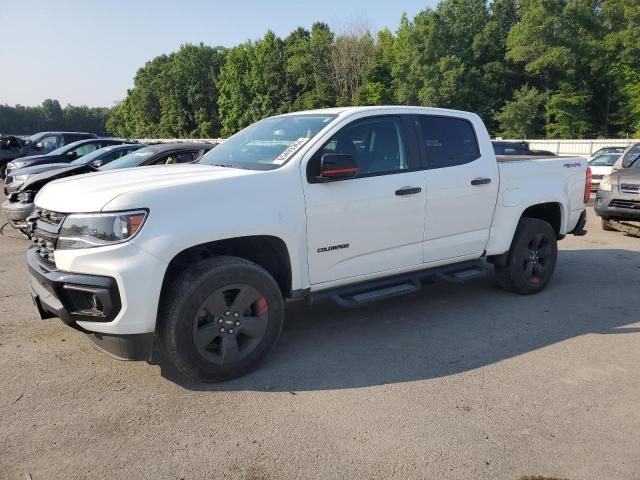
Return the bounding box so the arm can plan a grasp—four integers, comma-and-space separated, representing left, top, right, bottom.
35, 164, 255, 212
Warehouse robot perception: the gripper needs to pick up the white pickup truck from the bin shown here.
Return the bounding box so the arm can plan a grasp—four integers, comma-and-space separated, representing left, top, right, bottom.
27, 106, 590, 382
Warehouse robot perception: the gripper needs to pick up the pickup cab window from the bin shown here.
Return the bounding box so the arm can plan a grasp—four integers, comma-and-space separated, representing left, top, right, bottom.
417, 116, 480, 168
311, 116, 408, 177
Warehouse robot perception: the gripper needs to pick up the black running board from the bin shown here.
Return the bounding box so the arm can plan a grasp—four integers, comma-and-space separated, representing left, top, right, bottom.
309, 260, 486, 307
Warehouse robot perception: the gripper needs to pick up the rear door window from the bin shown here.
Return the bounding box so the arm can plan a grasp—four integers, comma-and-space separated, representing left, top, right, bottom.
417, 116, 480, 169
72, 142, 100, 156
150, 151, 198, 165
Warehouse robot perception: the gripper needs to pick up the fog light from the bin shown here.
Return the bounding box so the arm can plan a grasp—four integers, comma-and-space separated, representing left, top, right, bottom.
62, 284, 113, 319
90, 294, 104, 313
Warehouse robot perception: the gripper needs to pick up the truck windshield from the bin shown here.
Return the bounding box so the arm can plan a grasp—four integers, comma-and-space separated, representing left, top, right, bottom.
199, 114, 336, 170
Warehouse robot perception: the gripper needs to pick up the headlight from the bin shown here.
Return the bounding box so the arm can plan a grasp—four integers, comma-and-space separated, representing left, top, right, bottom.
57, 210, 148, 250
599, 175, 612, 191
8, 161, 26, 169
15, 192, 32, 202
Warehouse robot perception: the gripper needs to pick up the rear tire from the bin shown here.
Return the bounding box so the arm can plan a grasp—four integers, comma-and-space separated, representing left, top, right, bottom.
494, 218, 558, 295
0, 162, 7, 179
601, 218, 616, 231
159, 256, 284, 383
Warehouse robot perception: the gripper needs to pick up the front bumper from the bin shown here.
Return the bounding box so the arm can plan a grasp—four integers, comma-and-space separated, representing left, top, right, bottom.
1, 199, 33, 230
28, 246, 159, 360
27, 235, 168, 329
594, 190, 640, 220
28, 247, 122, 326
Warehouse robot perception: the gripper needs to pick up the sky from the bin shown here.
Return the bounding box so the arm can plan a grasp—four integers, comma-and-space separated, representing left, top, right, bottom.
0, 0, 437, 108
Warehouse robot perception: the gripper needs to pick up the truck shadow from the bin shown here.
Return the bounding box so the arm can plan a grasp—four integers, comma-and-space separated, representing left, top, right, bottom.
157, 248, 640, 391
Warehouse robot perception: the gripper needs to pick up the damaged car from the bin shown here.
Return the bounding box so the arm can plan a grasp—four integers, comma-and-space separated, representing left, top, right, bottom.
0, 131, 97, 179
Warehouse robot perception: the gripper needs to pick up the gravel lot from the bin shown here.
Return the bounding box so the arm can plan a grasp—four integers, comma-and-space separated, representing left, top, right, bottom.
1, 208, 639, 480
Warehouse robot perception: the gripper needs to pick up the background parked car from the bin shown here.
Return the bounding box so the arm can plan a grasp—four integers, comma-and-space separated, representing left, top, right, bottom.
98, 141, 215, 171
595, 159, 640, 230
1, 142, 215, 236
587, 146, 625, 161
4, 137, 136, 176
612, 142, 640, 171
4, 143, 145, 195
0, 131, 97, 178
588, 152, 621, 191
492, 140, 556, 157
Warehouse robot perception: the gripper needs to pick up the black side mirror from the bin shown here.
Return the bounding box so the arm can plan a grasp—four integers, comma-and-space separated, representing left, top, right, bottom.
317, 153, 358, 182
66, 151, 78, 160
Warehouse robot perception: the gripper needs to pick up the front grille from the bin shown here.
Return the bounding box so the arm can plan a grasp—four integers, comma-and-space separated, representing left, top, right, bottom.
35, 208, 66, 227
620, 183, 640, 195
610, 199, 640, 209
27, 208, 66, 267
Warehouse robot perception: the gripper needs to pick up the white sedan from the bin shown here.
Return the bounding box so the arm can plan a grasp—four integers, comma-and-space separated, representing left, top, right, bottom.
589, 153, 621, 190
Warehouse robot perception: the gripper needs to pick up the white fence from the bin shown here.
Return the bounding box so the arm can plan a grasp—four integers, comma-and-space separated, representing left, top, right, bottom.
500, 138, 639, 157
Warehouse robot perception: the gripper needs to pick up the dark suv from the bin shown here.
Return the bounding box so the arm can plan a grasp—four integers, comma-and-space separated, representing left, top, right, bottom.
0, 131, 97, 178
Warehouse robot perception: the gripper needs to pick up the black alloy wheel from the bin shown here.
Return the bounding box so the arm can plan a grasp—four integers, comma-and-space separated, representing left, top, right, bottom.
193, 284, 269, 365
494, 217, 558, 295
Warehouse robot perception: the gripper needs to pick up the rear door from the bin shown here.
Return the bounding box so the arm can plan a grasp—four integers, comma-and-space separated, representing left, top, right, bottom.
414, 115, 499, 263
303, 115, 427, 285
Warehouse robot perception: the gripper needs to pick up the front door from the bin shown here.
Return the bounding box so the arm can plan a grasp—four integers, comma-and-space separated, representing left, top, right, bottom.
303, 115, 427, 285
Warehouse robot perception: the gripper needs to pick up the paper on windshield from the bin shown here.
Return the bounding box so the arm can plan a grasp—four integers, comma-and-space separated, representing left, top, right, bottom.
272, 138, 309, 165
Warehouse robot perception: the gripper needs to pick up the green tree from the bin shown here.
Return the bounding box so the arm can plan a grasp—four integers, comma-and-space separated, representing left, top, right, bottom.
546, 83, 592, 138
218, 31, 287, 136
107, 44, 225, 138
284, 23, 336, 111
356, 28, 395, 105
494, 85, 547, 138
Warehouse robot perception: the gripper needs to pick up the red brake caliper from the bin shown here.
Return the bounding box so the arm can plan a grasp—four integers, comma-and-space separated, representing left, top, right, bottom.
256, 297, 268, 316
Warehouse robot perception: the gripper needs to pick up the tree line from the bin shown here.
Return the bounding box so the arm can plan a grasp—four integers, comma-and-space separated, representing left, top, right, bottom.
0, 100, 111, 136
3, 0, 639, 139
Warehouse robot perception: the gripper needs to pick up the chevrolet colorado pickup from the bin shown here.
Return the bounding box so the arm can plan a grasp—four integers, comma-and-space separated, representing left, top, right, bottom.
27, 106, 590, 382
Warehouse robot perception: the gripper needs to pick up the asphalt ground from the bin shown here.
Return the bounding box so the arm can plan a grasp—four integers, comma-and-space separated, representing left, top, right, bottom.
1, 207, 639, 479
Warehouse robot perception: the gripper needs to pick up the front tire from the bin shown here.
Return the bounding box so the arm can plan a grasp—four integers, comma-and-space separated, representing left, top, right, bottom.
159, 256, 284, 383
495, 218, 558, 295
601, 218, 616, 231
